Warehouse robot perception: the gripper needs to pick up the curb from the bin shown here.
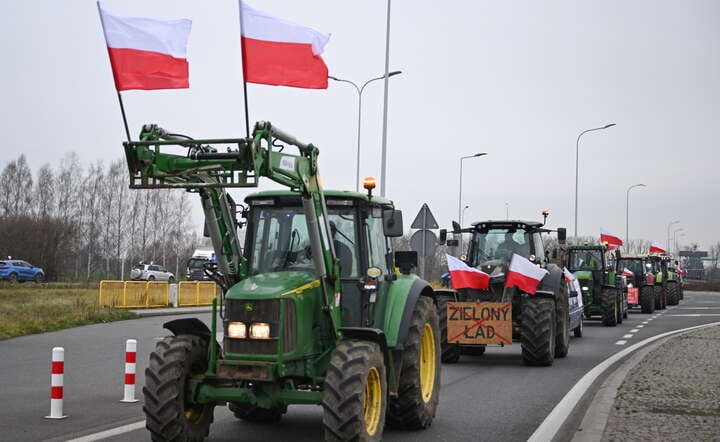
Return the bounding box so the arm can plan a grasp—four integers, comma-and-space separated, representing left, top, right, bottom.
130, 306, 213, 317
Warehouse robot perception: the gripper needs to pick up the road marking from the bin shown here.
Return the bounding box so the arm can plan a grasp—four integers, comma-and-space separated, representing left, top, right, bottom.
622, 334, 633, 339
615, 340, 627, 345
528, 320, 720, 442
66, 421, 146, 442
637, 325, 644, 328
630, 329, 639, 333
675, 307, 716, 310
668, 314, 720, 317
643, 321, 650, 324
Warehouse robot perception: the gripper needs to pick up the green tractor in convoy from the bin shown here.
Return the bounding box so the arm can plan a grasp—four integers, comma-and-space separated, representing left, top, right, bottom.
649, 254, 681, 306
435, 213, 571, 366
123, 122, 441, 441
565, 245, 627, 326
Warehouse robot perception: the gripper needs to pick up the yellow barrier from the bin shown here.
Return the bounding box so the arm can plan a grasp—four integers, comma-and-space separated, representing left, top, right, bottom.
178, 281, 219, 306
99, 280, 170, 308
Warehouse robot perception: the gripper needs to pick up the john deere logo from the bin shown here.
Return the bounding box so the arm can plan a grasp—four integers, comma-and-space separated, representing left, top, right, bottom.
245, 303, 254, 312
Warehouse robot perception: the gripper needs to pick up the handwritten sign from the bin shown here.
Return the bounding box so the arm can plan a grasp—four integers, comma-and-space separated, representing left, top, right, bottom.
447, 302, 512, 345
627, 287, 639, 305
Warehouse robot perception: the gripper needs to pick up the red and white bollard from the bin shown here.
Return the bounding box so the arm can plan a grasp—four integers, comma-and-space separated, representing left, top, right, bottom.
45, 347, 67, 419
121, 339, 139, 403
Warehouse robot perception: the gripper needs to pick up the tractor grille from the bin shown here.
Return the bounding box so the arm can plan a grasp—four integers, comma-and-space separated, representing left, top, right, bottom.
223, 299, 296, 354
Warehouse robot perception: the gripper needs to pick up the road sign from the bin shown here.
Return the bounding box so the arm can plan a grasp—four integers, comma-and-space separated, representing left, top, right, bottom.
410, 230, 438, 257
411, 203, 439, 230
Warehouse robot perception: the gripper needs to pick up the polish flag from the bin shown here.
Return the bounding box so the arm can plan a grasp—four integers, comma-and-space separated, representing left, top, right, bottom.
563, 267, 583, 308
649, 242, 667, 254
622, 268, 634, 277
240, 1, 330, 89
506, 254, 549, 295
600, 229, 623, 247
98, 5, 191, 91
446, 254, 490, 290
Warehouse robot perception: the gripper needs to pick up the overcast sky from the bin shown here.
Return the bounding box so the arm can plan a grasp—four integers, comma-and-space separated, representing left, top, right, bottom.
2, 0, 718, 251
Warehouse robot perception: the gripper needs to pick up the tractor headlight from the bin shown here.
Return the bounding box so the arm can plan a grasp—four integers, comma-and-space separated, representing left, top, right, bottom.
582, 286, 589, 291
249, 322, 271, 339
228, 322, 247, 339
627, 283, 633, 288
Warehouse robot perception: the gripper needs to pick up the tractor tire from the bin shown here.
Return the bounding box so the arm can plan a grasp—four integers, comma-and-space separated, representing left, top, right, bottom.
601, 289, 618, 326
437, 295, 460, 364
228, 403, 284, 423
622, 293, 628, 319
460, 346, 486, 356
573, 319, 583, 338
143, 335, 214, 442
554, 283, 570, 358
520, 295, 556, 366
640, 286, 655, 314
616, 295, 623, 325
679, 284, 684, 300
322, 340, 387, 442
387, 296, 440, 430
667, 282, 679, 306
654, 286, 667, 310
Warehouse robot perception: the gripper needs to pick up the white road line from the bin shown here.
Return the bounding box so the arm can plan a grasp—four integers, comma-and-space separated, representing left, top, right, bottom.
630, 329, 639, 333
615, 340, 627, 345
66, 421, 146, 442
622, 334, 633, 339
637, 324, 645, 328
527, 320, 720, 442
643, 321, 650, 324
674, 307, 716, 310
668, 314, 720, 317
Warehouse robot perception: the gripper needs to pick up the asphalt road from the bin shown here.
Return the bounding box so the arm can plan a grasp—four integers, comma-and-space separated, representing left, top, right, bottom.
1, 291, 718, 442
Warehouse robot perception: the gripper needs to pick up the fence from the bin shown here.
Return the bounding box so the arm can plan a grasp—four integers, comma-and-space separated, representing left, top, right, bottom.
99, 280, 218, 308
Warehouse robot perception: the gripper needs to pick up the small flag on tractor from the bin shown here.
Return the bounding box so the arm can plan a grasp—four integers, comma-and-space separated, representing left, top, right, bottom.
649, 242, 667, 254
506, 254, 548, 295
600, 229, 623, 247
445, 254, 490, 290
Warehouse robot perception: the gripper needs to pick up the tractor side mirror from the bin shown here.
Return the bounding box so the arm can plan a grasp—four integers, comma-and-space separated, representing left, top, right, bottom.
557, 227, 567, 244
452, 220, 462, 232
394, 251, 417, 275
382, 209, 404, 237
439, 229, 447, 244
446, 239, 459, 247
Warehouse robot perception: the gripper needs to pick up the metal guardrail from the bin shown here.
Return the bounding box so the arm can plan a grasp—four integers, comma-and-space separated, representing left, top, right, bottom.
99, 280, 219, 308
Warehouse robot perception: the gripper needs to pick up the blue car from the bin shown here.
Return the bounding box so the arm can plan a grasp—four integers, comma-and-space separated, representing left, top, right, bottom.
0, 259, 45, 283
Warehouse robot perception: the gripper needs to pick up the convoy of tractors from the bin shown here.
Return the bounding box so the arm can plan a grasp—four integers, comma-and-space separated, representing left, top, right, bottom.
121, 122, 684, 441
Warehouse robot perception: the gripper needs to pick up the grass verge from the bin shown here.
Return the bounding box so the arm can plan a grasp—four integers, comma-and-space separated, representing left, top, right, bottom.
0, 285, 137, 340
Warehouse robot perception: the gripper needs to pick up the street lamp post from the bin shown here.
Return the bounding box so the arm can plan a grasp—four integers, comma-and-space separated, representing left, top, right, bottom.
574, 123, 616, 238
458, 153, 487, 224
459, 204, 470, 253
625, 183, 646, 249
329, 71, 402, 191
666, 220, 680, 253
673, 228, 684, 256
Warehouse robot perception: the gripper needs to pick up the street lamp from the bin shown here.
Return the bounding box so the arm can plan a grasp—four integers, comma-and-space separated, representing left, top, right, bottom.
574, 123, 616, 238
673, 228, 684, 256
666, 220, 680, 253
625, 183, 646, 248
459, 204, 470, 253
458, 153, 487, 224
329, 70, 402, 191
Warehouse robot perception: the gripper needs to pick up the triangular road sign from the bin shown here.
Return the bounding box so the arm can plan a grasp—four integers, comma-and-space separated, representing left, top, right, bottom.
411, 203, 439, 229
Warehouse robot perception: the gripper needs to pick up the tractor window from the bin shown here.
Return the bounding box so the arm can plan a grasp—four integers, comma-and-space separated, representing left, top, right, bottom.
366, 213, 389, 274
328, 210, 359, 278
532, 233, 545, 262
618, 259, 643, 275
473, 228, 531, 263
568, 249, 603, 271
249, 207, 315, 275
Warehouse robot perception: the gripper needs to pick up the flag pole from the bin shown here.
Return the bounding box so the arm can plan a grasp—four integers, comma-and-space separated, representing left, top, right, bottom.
238, 0, 250, 138
97, 2, 131, 142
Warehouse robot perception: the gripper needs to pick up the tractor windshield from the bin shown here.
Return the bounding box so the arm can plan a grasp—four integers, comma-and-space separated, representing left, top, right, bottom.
472, 228, 531, 263
568, 249, 603, 271
617, 258, 644, 275
248, 206, 359, 277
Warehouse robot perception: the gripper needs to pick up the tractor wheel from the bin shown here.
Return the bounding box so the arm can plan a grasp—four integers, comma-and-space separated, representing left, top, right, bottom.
573, 319, 583, 338
437, 295, 460, 364
387, 296, 440, 430
667, 282, 679, 306
622, 293, 629, 319
8, 273, 18, 285
228, 403, 284, 423
654, 286, 666, 310
554, 283, 570, 358
322, 340, 387, 442
143, 335, 214, 442
460, 346, 486, 356
520, 295, 556, 366
640, 286, 655, 313
601, 289, 618, 326
616, 295, 623, 325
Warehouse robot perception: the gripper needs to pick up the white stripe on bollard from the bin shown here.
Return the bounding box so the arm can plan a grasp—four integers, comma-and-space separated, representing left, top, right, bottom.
120, 339, 139, 403
45, 347, 68, 419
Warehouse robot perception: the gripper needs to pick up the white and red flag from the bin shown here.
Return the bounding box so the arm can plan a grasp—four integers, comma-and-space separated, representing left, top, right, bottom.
600, 229, 623, 247
239, 1, 330, 89
446, 254, 490, 290
622, 267, 634, 277
98, 4, 191, 91
506, 254, 549, 295
649, 242, 667, 254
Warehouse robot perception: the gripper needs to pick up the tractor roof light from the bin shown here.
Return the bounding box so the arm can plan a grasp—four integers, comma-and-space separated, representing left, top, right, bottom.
363, 177, 376, 198
541, 210, 550, 225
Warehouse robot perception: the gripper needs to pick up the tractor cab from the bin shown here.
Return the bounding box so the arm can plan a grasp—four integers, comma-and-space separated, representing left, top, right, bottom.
466, 220, 548, 273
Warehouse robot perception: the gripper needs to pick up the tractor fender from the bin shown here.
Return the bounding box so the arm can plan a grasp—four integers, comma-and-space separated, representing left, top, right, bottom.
382, 275, 434, 350
164, 318, 212, 346
434, 289, 459, 302
537, 263, 563, 296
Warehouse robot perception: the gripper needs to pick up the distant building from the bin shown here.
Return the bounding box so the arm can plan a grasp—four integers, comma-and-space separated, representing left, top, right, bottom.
679, 250, 709, 280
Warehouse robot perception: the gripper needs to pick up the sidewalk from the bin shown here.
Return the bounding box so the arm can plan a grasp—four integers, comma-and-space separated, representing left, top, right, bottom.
575, 324, 720, 441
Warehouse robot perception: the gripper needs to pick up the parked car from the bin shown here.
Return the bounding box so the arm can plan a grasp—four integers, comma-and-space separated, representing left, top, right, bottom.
130, 263, 175, 282
0, 260, 45, 283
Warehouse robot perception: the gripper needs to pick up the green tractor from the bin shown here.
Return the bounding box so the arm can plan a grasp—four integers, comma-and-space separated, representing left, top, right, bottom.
565, 245, 627, 326
648, 254, 681, 306
615, 255, 656, 313
435, 214, 571, 366
124, 122, 441, 441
